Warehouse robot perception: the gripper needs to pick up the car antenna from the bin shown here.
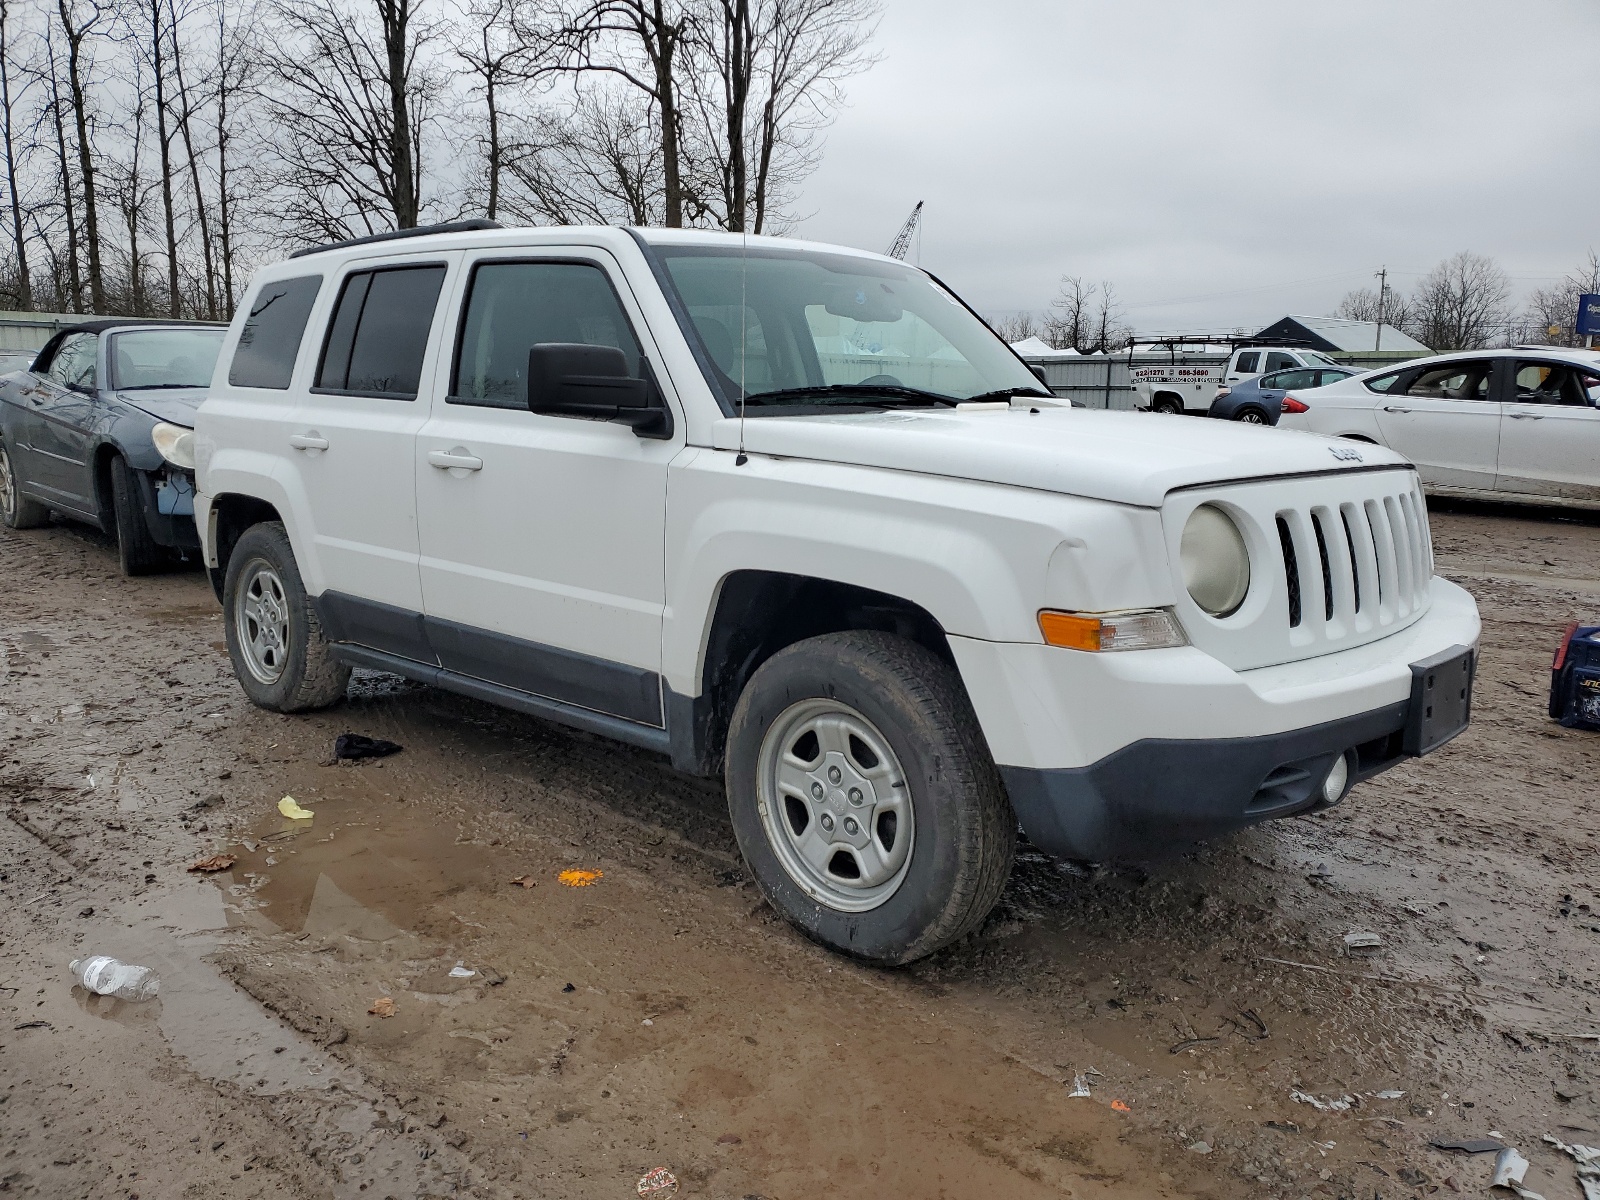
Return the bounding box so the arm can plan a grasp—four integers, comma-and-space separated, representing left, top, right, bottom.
736, 226, 749, 466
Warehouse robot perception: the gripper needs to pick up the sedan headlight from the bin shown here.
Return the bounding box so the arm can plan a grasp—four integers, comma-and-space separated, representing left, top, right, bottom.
1181, 504, 1251, 617
151, 422, 196, 469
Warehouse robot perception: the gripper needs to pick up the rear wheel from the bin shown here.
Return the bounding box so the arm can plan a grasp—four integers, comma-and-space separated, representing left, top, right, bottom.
110, 456, 167, 575
726, 631, 1015, 965
1151, 395, 1184, 415
0, 441, 49, 530
222, 521, 350, 712
1237, 406, 1268, 425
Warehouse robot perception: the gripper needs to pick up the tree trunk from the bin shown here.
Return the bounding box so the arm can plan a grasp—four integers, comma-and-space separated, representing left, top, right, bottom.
146, 0, 181, 316
484, 35, 499, 220
0, 0, 32, 309
723, 0, 749, 231
651, 2, 682, 227
215, 0, 235, 314
381, 0, 417, 228
45, 32, 83, 313
59, 0, 106, 314
168, 0, 218, 318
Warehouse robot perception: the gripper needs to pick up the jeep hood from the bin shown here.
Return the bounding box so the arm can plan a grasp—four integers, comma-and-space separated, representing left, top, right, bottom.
117, 387, 206, 427
707, 405, 1409, 507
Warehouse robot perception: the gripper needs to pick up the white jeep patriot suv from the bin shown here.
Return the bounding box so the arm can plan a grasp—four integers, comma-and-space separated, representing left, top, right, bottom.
194, 220, 1480, 964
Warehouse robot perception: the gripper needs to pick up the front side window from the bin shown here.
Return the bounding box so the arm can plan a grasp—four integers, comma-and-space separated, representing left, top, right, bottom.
109, 328, 225, 390
316, 265, 446, 398
1513, 362, 1587, 406
451, 260, 643, 409
1234, 352, 1260, 373
1403, 361, 1493, 400
229, 275, 323, 389
46, 332, 97, 390
652, 244, 1043, 409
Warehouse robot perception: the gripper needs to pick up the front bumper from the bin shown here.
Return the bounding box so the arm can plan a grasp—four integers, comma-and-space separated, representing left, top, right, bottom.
132, 466, 200, 549
949, 576, 1481, 861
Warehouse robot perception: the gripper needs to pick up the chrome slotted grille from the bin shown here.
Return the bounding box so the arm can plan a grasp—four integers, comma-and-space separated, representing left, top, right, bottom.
1166, 468, 1433, 672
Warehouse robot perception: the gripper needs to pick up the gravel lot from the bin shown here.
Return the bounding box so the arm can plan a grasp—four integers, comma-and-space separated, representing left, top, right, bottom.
1, 499, 1597, 1199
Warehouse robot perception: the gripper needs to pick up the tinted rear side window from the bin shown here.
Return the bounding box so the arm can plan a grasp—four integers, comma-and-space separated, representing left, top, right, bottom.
316, 265, 446, 398
229, 275, 323, 389
1235, 352, 1259, 373
451, 260, 643, 409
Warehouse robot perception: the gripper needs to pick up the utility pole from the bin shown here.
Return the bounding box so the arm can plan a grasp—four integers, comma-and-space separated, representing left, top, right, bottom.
1374, 267, 1388, 352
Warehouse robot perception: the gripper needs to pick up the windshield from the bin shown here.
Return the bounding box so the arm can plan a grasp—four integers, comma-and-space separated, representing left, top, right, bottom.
653, 244, 1043, 407
1303, 351, 1340, 368
109, 328, 225, 390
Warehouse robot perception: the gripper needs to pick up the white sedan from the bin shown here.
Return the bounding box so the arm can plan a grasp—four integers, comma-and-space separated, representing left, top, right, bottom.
1276, 348, 1600, 508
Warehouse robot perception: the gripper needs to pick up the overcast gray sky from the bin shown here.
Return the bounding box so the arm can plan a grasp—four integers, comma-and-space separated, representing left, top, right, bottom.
791, 0, 1600, 334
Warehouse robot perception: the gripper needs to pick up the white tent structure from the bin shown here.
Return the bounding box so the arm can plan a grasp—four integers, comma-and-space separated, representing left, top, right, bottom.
1009, 336, 1080, 357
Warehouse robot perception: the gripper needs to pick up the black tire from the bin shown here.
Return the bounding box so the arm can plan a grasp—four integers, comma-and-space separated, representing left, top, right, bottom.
222, 521, 350, 713
0, 439, 50, 530
109, 455, 167, 576
726, 631, 1015, 965
1236, 406, 1268, 425
1151, 395, 1184, 415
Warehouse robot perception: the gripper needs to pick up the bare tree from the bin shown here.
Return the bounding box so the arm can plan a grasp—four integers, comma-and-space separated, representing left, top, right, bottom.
1409, 251, 1511, 352
1520, 250, 1600, 346
1, 0, 34, 309
1335, 285, 1414, 334
43, 25, 85, 311
261, 0, 444, 241
988, 311, 1039, 345
56, 0, 110, 312
685, 0, 879, 232
167, 0, 219, 317
558, 0, 693, 227
456, 0, 551, 220
1042, 275, 1093, 351
501, 81, 662, 224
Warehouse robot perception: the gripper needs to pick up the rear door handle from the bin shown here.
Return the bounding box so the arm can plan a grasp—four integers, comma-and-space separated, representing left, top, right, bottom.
288, 433, 329, 450
1508, 411, 1543, 420
1382, 405, 1412, 413
427, 449, 483, 472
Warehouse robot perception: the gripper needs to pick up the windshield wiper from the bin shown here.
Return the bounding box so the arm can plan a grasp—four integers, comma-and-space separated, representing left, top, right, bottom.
960, 386, 1053, 404
742, 384, 961, 408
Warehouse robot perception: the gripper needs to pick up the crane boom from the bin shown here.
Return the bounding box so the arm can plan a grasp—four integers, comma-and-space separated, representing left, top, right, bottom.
885, 201, 923, 260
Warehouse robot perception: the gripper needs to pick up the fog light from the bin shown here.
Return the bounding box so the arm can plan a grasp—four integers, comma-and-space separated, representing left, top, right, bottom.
1321, 754, 1350, 804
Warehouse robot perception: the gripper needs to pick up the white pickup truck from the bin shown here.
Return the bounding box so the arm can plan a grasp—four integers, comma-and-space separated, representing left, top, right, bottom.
193, 222, 1480, 964
1136, 344, 1345, 414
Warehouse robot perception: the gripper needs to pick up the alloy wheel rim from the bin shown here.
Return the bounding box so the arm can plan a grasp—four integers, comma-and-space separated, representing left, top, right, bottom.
235, 560, 291, 685
755, 698, 915, 913
1242, 411, 1265, 424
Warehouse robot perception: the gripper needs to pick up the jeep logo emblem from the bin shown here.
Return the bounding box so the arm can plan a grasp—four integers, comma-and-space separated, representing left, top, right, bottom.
1329, 446, 1364, 463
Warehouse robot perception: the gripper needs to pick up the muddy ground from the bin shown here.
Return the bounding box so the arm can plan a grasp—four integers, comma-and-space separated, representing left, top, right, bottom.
2, 499, 1597, 1200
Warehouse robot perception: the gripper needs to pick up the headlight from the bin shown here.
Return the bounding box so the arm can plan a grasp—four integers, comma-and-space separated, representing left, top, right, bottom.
1181, 504, 1250, 617
151, 422, 195, 469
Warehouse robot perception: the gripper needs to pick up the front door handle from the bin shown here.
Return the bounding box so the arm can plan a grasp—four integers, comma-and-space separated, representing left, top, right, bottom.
288, 433, 329, 450
1382, 405, 1412, 413
1508, 411, 1543, 420
427, 448, 483, 472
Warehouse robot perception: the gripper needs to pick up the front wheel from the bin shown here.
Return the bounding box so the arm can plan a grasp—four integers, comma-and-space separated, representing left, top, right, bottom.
0, 441, 49, 530
726, 631, 1016, 965
110, 456, 167, 575
222, 521, 350, 712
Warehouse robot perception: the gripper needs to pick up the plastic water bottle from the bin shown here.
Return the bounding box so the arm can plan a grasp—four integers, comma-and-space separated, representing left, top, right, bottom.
70, 956, 161, 1002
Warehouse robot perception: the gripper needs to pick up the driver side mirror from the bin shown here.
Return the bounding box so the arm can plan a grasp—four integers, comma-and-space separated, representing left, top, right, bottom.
526, 343, 672, 440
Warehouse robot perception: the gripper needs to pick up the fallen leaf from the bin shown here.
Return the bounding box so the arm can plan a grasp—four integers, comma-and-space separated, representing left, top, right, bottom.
558, 868, 603, 887
277, 796, 314, 820
509, 876, 537, 889
1110, 1099, 1132, 1112
188, 853, 237, 873
368, 997, 396, 1018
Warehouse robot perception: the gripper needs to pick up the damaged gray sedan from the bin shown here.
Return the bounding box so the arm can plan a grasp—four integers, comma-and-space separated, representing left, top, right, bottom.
0, 319, 226, 574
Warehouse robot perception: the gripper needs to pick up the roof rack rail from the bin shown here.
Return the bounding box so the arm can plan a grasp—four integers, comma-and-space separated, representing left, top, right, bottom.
288, 218, 503, 260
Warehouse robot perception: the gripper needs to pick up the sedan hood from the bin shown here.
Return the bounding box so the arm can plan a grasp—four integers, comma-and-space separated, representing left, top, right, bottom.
708, 404, 1410, 507
117, 387, 207, 427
